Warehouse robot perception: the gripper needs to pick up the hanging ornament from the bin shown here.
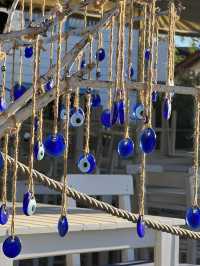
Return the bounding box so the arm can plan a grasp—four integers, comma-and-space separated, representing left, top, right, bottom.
137, 216, 145, 238
13, 83, 26, 100
96, 68, 101, 79
45, 78, 54, 92
60, 108, 67, 120
78, 153, 96, 174
58, 215, 69, 237
101, 109, 111, 128
1, 65, 6, 72
44, 133, 65, 157
163, 97, 172, 120
185, 207, 200, 230
96, 48, 105, 62
145, 48, 150, 61
3, 236, 22, 258
23, 191, 37, 216
0, 152, 4, 170
152, 91, 158, 103
140, 128, 156, 154
80, 58, 86, 70
118, 99, 125, 125
24, 46, 33, 58
111, 101, 119, 126
128, 65, 134, 80
118, 138, 134, 158
0, 204, 9, 225
33, 141, 45, 161
0, 96, 7, 112
132, 104, 144, 120
70, 107, 85, 127
91, 93, 101, 107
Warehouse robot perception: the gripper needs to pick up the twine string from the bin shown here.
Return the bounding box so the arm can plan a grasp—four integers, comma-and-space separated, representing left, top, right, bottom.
83, 93, 91, 155
2, 133, 8, 204
108, 16, 114, 110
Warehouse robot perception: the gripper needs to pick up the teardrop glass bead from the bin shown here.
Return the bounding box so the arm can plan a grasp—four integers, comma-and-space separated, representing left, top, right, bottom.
118, 138, 134, 158
70, 107, 85, 127
44, 134, 65, 157
58, 216, 69, 237
111, 101, 119, 126
80, 59, 86, 69
118, 100, 125, 125
13, 83, 26, 100
23, 191, 37, 216
24, 46, 33, 58
101, 109, 111, 128
152, 91, 158, 103
163, 98, 172, 120
45, 79, 54, 92
0, 152, 4, 170
0, 204, 9, 225
91, 94, 101, 107
145, 49, 150, 61
137, 216, 145, 238
0, 97, 7, 112
77, 153, 96, 174
34, 141, 45, 161
96, 48, 105, 62
3, 236, 22, 258
132, 104, 144, 120
185, 207, 200, 230
140, 128, 156, 154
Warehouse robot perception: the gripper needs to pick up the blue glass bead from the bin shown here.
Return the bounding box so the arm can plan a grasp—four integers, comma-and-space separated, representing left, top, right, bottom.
0, 97, 7, 112
77, 153, 96, 174
152, 91, 158, 103
111, 101, 119, 126
96, 69, 101, 79
140, 128, 156, 154
0, 152, 4, 170
34, 141, 45, 161
137, 216, 145, 238
70, 107, 85, 127
23, 191, 37, 216
91, 94, 101, 107
58, 216, 69, 237
0, 204, 9, 225
163, 98, 172, 120
13, 83, 26, 100
60, 108, 67, 120
118, 138, 134, 158
3, 236, 22, 258
96, 48, 105, 62
132, 104, 144, 120
44, 133, 65, 157
34, 117, 39, 133
101, 109, 111, 128
185, 207, 200, 230
118, 100, 125, 125
45, 79, 54, 92
145, 49, 150, 61
25, 46, 33, 58
80, 59, 86, 69
129, 65, 134, 80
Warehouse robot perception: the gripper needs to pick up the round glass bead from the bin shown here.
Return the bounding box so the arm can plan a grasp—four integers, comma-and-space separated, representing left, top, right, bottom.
60, 108, 67, 120
145, 49, 150, 61
70, 107, 85, 127
44, 133, 65, 157
140, 127, 156, 154
58, 216, 69, 237
101, 109, 111, 128
0, 204, 9, 225
0, 152, 4, 170
132, 104, 144, 120
45, 79, 54, 92
77, 153, 96, 174
118, 100, 125, 125
91, 94, 101, 107
152, 91, 158, 103
185, 207, 200, 230
0, 97, 7, 112
13, 83, 26, 100
23, 191, 37, 216
163, 98, 172, 120
3, 236, 22, 258
34, 141, 45, 161
96, 48, 105, 62
137, 216, 145, 238
118, 138, 134, 158
24, 46, 33, 58
80, 59, 86, 69
111, 101, 119, 126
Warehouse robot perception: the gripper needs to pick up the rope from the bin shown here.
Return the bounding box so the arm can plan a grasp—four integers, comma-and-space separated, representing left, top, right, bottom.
108, 16, 114, 110
74, 54, 82, 108
29, 0, 33, 23
83, 93, 91, 154
10, 45, 16, 102
2, 133, 8, 204
42, 0, 46, 17
1, 56, 6, 99
49, 24, 54, 69
127, 0, 134, 76
19, 0, 24, 86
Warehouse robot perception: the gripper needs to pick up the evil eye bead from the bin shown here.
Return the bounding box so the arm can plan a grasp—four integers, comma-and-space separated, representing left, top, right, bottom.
77, 153, 96, 174
133, 104, 144, 120
140, 127, 156, 154
152, 91, 158, 103
34, 141, 45, 161
0, 97, 7, 112
96, 48, 105, 62
118, 100, 125, 125
137, 216, 145, 238
23, 191, 37, 216
13, 83, 26, 100
91, 94, 101, 107
58, 216, 69, 237
101, 109, 111, 128
0, 204, 9, 225
60, 108, 67, 120
185, 207, 200, 230
0, 152, 4, 170
70, 107, 85, 127
118, 138, 134, 158
111, 101, 119, 126
44, 133, 65, 157
145, 48, 150, 61
45, 79, 54, 92
80, 59, 86, 70
129, 65, 134, 80
25, 46, 33, 58
2, 236, 22, 258
163, 98, 172, 120
1, 65, 6, 72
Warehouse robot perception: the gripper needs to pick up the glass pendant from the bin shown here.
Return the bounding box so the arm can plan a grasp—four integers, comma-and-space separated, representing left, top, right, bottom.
60, 108, 67, 120
111, 101, 119, 126
58, 216, 69, 237
96, 69, 101, 79
185, 207, 200, 230
0, 152, 4, 170
140, 127, 156, 154
163, 98, 172, 120
80, 59, 86, 70
77, 153, 96, 174
34, 117, 39, 133
24, 46, 33, 58
129, 65, 134, 80
118, 100, 125, 125
101, 109, 111, 128
118, 138, 134, 158
3, 236, 22, 258
34, 141, 45, 161
96, 48, 105, 62
145, 48, 150, 61
91, 94, 101, 107
1, 65, 6, 72
0, 204, 9, 225
137, 216, 145, 238
45, 78, 54, 92
133, 104, 144, 120
0, 97, 7, 112
70, 107, 85, 127
23, 191, 37, 216
152, 91, 158, 103
13, 83, 26, 100
44, 133, 65, 157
